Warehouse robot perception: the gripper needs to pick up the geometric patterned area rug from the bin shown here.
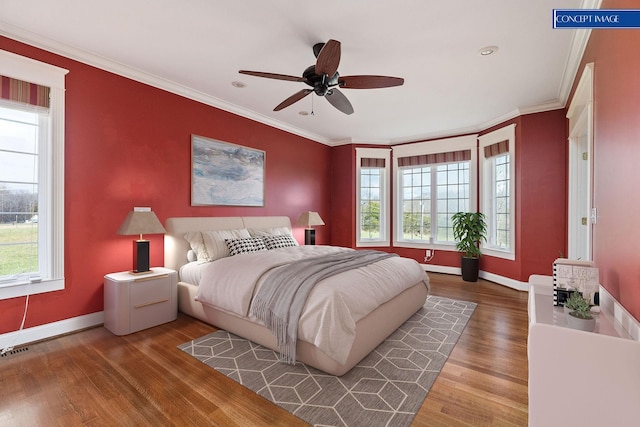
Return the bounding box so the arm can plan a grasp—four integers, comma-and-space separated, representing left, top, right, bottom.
179, 295, 476, 427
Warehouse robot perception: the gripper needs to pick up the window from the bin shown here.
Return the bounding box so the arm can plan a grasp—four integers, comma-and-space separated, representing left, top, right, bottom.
0, 103, 44, 278
479, 124, 516, 259
0, 50, 68, 299
356, 148, 390, 246
393, 135, 477, 249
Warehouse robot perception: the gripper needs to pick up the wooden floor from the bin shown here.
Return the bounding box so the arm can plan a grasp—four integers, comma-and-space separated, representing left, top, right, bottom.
0, 273, 530, 426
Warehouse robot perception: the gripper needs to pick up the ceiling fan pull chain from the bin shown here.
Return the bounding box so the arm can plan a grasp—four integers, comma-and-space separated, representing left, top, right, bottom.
311, 94, 315, 115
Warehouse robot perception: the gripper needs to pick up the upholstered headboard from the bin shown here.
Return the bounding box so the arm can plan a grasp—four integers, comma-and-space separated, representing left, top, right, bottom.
163, 216, 292, 274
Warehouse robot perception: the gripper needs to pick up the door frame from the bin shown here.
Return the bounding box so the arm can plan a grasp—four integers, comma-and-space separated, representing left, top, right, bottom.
566, 63, 594, 260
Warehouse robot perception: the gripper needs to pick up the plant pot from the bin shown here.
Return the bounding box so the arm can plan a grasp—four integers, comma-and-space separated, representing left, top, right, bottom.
461, 256, 479, 282
566, 311, 596, 332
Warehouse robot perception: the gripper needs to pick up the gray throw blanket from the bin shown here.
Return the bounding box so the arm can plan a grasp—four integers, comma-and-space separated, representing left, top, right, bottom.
249, 250, 397, 364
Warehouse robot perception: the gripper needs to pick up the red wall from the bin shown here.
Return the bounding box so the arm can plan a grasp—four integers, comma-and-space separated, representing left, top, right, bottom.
329, 144, 355, 247
0, 37, 331, 334
573, 0, 640, 320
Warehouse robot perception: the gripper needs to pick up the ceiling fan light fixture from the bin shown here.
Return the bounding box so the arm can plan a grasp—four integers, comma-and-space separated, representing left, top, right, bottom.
478, 46, 499, 56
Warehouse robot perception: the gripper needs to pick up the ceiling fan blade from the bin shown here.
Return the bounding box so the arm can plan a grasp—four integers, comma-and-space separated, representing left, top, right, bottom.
325, 89, 354, 115
239, 70, 304, 82
339, 75, 404, 89
274, 89, 312, 111
315, 39, 341, 77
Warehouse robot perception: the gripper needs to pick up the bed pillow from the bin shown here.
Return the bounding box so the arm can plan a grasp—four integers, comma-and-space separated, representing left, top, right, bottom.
249, 227, 299, 245
262, 235, 298, 250
225, 237, 268, 256
184, 228, 252, 261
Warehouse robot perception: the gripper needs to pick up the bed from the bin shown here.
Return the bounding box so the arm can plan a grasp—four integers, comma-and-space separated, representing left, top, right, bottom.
164, 216, 430, 376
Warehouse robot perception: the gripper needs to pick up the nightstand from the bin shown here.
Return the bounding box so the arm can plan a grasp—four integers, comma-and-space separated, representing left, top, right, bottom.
104, 267, 178, 335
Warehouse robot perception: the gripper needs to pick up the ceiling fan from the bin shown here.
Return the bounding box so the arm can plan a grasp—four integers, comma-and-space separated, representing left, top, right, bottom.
239, 39, 404, 115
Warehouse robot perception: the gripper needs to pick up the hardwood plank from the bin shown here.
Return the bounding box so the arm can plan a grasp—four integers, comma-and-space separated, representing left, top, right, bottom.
0, 273, 529, 426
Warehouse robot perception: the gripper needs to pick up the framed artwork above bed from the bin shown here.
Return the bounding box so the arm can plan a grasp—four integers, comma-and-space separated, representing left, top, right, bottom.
191, 135, 265, 206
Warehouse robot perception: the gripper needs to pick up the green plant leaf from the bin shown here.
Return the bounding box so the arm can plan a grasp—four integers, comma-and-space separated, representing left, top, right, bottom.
451, 211, 487, 258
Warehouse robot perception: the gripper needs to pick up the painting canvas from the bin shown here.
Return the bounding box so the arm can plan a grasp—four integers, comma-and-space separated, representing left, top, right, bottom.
191, 135, 265, 206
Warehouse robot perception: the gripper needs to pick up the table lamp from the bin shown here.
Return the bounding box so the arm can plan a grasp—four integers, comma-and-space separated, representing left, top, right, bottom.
296, 211, 325, 245
117, 207, 166, 273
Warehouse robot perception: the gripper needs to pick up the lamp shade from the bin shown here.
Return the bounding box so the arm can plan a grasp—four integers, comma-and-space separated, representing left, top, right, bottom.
296, 211, 325, 228
117, 208, 166, 237
117, 208, 165, 274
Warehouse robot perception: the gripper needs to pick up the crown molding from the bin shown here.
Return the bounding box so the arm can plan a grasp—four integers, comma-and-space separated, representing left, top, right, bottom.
557, 0, 601, 105
1, 8, 593, 149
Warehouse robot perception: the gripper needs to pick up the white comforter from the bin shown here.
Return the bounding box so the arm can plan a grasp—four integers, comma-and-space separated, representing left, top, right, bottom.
195, 245, 430, 364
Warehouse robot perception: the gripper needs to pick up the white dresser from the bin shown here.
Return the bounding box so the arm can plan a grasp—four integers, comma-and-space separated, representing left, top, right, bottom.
528, 276, 639, 427
104, 267, 178, 335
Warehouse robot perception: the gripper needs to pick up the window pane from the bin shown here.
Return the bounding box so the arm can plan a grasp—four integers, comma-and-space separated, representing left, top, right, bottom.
399, 166, 431, 242
0, 151, 37, 182
496, 163, 507, 180
370, 187, 380, 200
359, 167, 384, 240
0, 108, 38, 153
496, 197, 507, 213
360, 187, 369, 200
448, 169, 458, 184
496, 181, 507, 198
487, 153, 511, 250
0, 106, 41, 278
434, 161, 469, 243
398, 160, 469, 244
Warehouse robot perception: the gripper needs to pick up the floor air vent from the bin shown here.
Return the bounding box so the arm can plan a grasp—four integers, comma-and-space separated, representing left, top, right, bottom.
1, 347, 29, 358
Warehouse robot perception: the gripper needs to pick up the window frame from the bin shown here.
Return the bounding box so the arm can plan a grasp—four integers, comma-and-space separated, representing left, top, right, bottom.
479, 124, 516, 260
0, 49, 68, 300
392, 135, 478, 250
355, 147, 390, 247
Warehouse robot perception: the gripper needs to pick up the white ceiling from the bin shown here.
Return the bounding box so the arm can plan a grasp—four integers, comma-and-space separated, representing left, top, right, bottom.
0, 0, 594, 146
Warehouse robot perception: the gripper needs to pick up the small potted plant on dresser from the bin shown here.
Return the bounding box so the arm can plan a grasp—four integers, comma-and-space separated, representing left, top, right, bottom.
451, 211, 487, 282
564, 291, 596, 332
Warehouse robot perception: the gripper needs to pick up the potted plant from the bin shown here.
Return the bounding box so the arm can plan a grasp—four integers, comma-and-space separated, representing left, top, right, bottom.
451, 212, 487, 282
564, 291, 596, 332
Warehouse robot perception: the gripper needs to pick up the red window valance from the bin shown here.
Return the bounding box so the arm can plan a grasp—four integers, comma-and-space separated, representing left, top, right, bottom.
361, 158, 386, 168
398, 149, 471, 167
484, 140, 509, 158
1, 75, 50, 108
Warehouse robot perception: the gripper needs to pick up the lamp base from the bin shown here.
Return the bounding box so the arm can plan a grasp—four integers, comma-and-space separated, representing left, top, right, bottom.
304, 229, 316, 245
133, 240, 150, 273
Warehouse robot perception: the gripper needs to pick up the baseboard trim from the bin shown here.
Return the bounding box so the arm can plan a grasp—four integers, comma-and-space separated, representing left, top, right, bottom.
479, 271, 529, 291
421, 265, 529, 291
421, 264, 461, 275
0, 311, 104, 349
3, 282, 635, 348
